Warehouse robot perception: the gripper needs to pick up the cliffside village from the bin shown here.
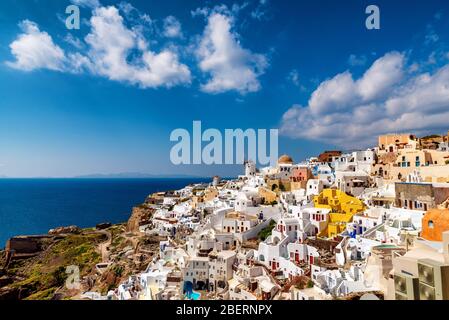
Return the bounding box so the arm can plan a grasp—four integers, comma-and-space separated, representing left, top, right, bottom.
87, 132, 449, 301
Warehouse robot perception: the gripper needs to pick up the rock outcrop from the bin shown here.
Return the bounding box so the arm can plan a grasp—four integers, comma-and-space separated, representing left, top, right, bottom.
126, 206, 154, 233
5, 236, 53, 264
48, 225, 81, 235
96, 222, 112, 230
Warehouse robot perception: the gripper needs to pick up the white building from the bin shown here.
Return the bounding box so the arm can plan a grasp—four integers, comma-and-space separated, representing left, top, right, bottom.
208, 250, 236, 292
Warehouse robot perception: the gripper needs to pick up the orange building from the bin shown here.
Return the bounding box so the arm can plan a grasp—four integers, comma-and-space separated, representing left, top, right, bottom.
421, 209, 449, 241
290, 166, 314, 189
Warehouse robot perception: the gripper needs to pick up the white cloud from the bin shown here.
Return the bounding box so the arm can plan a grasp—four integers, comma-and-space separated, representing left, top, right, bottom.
7, 3, 268, 93
163, 16, 182, 38
251, 0, 269, 20
196, 12, 268, 94
424, 24, 439, 45
348, 54, 367, 66
70, 0, 100, 9
191, 3, 248, 18
6, 20, 66, 72
280, 51, 449, 148
117, 2, 153, 27
6, 6, 191, 89
356, 51, 404, 101
287, 69, 307, 91
64, 33, 84, 50
307, 52, 404, 115
84, 6, 191, 88
288, 69, 300, 86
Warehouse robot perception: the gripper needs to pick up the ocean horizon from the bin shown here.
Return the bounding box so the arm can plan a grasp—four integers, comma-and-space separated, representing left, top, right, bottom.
0, 177, 211, 248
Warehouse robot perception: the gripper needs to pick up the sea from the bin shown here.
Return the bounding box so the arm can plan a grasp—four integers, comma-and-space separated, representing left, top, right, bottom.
0, 178, 211, 248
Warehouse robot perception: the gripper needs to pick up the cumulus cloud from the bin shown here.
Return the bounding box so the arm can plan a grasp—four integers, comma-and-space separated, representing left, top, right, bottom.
196, 12, 268, 94
7, 6, 191, 89
84, 6, 191, 88
163, 16, 182, 38
280, 51, 449, 148
306, 52, 404, 115
6, 20, 66, 71
7, 2, 269, 93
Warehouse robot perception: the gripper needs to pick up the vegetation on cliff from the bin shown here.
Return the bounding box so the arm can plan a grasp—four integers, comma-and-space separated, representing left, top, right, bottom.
2, 232, 104, 300
258, 220, 277, 241
1, 203, 161, 301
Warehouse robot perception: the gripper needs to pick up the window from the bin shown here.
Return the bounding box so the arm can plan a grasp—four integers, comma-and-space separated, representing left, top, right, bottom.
428, 220, 434, 228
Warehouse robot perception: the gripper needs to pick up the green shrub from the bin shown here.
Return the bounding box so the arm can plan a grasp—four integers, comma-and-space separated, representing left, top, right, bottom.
112, 265, 124, 277
258, 220, 277, 241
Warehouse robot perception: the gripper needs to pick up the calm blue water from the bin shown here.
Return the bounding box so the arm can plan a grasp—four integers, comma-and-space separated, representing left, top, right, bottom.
0, 178, 210, 248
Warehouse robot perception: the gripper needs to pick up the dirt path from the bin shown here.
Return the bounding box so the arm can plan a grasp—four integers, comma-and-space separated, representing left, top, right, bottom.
97, 230, 112, 263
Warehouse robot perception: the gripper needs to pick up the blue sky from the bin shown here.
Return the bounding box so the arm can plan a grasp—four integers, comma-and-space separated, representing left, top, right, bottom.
0, 0, 448, 177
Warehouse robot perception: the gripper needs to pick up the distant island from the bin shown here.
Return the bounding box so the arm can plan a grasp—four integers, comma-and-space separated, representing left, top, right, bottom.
0, 173, 213, 179
73, 172, 207, 179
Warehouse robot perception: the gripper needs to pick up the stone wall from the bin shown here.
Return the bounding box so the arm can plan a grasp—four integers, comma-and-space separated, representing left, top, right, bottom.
6, 236, 48, 254
395, 183, 434, 208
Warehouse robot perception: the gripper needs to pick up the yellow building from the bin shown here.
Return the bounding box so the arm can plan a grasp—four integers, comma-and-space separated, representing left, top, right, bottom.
314, 189, 366, 238
266, 178, 291, 193
373, 147, 449, 182
258, 187, 277, 204
378, 134, 418, 153
204, 187, 218, 202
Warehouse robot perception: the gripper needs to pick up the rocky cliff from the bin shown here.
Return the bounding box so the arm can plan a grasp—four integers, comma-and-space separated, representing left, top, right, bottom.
1, 200, 161, 300
126, 205, 155, 233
